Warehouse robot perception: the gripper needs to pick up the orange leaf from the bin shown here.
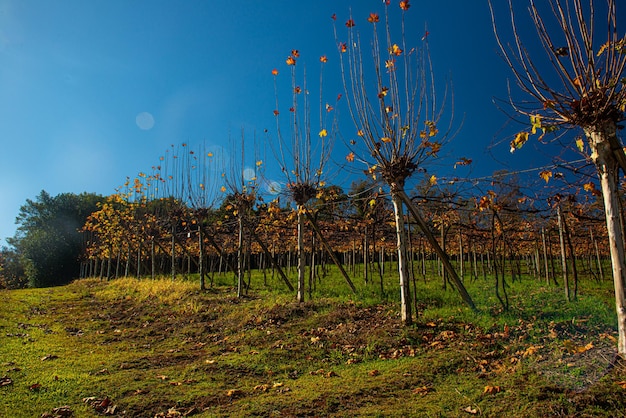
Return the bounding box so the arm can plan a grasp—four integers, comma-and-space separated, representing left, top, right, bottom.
345, 19, 355, 28
339, 42, 347, 53
483, 385, 501, 395
400, 0, 411, 11
381, 136, 392, 143
390, 44, 403, 56
367, 13, 380, 23
291, 49, 300, 58
412, 386, 431, 395
271, 68, 278, 76
346, 152, 355, 162
286, 56, 296, 66
320, 55, 328, 63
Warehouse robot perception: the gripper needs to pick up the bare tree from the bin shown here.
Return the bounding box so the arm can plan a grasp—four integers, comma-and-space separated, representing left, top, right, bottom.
489, 0, 626, 355
271, 49, 354, 302
336, 2, 476, 324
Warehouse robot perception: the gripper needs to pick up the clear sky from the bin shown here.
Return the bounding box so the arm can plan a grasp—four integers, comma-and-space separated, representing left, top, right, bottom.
0, 0, 621, 245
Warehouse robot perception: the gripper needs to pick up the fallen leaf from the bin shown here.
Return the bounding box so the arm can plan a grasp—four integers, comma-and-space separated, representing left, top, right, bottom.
368, 370, 380, 376
616, 381, 626, 389
226, 389, 242, 397
0, 376, 13, 387
156, 375, 169, 380
523, 345, 542, 357
600, 333, 617, 342
412, 386, 431, 396
41, 354, 58, 361
463, 406, 479, 415
483, 385, 501, 395
41, 406, 73, 418
28, 383, 43, 391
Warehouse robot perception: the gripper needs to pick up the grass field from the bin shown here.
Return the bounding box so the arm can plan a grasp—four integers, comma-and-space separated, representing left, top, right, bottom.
1, 265, 625, 417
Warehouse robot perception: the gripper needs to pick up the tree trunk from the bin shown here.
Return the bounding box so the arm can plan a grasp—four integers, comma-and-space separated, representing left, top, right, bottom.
557, 205, 571, 302
587, 125, 626, 357
171, 224, 176, 281
198, 227, 205, 290
297, 207, 306, 303
151, 239, 155, 280
237, 216, 245, 298
390, 191, 412, 325
591, 227, 605, 282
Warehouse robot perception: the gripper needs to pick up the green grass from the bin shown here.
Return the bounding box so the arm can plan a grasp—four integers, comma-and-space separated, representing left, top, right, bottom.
1, 266, 625, 417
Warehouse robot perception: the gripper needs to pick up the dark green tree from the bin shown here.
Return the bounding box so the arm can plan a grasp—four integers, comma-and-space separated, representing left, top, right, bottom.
0, 246, 26, 289
8, 190, 104, 287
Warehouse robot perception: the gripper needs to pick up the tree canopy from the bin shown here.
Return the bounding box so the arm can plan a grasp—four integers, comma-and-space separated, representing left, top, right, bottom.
5, 190, 104, 287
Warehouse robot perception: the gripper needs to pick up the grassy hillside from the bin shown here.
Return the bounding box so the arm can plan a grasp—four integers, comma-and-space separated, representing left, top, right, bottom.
1, 270, 626, 417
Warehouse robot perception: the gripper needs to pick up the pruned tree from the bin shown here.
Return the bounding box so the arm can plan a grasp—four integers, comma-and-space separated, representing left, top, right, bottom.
489, 0, 626, 356
271, 48, 354, 302
336, 1, 476, 324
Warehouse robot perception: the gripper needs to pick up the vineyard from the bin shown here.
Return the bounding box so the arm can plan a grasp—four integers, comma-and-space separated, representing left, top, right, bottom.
81, 166, 610, 315
1, 1, 626, 415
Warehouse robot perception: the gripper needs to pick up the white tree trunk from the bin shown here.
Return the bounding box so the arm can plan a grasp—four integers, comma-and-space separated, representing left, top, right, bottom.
391, 191, 412, 325
587, 125, 626, 357
557, 205, 571, 302
297, 207, 306, 303
237, 216, 244, 298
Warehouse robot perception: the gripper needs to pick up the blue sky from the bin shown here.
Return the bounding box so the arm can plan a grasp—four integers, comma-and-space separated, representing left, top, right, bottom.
0, 0, 619, 244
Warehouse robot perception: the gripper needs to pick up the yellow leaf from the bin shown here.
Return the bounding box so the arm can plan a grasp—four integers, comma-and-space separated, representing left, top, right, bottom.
539, 170, 552, 183
381, 136, 392, 143
597, 41, 610, 57
319, 129, 328, 138
510, 132, 529, 153
256, 160, 263, 166
220, 186, 227, 193
530, 114, 542, 134
429, 175, 437, 186
368, 199, 376, 207
357, 129, 364, 136
576, 137, 584, 152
